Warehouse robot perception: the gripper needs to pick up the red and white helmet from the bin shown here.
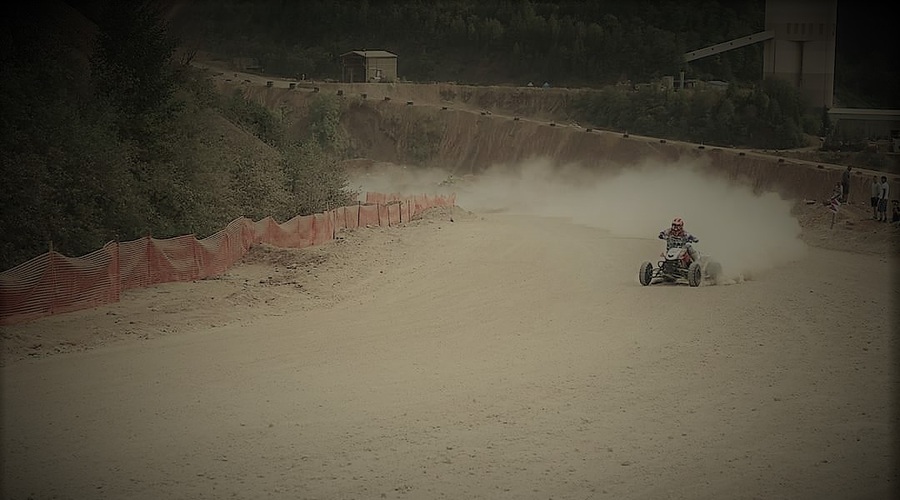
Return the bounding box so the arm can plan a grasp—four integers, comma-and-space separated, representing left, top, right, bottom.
671, 218, 684, 232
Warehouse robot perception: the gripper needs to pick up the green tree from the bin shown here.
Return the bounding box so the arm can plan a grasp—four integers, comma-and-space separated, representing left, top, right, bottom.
307, 94, 347, 151
221, 89, 285, 147
282, 140, 351, 215
0, 4, 150, 267
91, 0, 180, 143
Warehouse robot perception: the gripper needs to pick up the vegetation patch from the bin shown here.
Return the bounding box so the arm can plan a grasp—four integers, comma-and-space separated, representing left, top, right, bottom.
572, 79, 808, 149
0, 2, 354, 271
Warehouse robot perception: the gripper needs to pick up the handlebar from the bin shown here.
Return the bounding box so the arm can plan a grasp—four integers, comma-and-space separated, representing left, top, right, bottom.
659, 233, 699, 243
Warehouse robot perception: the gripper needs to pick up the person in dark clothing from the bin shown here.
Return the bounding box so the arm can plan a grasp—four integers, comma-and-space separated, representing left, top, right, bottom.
841, 165, 852, 203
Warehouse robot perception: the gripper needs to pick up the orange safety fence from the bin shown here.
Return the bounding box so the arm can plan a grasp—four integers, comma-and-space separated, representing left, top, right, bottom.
0, 192, 456, 326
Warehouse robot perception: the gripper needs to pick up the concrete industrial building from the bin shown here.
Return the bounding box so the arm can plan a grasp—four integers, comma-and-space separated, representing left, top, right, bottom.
683, 0, 898, 145
762, 0, 837, 109
683, 0, 836, 109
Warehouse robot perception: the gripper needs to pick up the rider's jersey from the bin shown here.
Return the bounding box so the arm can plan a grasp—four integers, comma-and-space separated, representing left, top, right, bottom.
658, 228, 698, 250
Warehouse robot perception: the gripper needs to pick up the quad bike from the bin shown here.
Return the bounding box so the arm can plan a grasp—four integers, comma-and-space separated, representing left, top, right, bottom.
639, 245, 722, 287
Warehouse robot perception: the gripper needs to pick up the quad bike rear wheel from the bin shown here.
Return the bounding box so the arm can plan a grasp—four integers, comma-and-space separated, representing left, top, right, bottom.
688, 262, 702, 287
639, 261, 653, 286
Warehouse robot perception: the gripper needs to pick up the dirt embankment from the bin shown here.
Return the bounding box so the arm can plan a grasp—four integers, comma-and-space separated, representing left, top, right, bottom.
346, 100, 893, 202
222, 75, 898, 255
229, 79, 895, 203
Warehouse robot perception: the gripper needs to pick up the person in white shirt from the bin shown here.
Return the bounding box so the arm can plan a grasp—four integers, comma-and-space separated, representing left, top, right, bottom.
877, 176, 890, 222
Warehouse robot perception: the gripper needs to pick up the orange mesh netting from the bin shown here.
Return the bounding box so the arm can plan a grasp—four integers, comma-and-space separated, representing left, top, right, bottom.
0, 192, 454, 325
333, 205, 360, 231
365, 192, 404, 204
358, 204, 380, 227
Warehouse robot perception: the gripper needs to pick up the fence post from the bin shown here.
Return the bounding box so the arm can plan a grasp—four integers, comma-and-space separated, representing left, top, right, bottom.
146, 232, 152, 286
242, 217, 252, 253
192, 234, 200, 280
48, 240, 55, 315
114, 236, 121, 301
327, 203, 335, 241
224, 229, 230, 272
357, 200, 361, 228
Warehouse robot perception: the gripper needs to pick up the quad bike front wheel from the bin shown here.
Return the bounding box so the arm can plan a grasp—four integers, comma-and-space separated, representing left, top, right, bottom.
639, 261, 653, 286
688, 262, 702, 287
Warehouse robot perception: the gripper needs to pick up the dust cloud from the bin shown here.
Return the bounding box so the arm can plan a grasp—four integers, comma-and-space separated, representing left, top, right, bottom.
349, 158, 808, 280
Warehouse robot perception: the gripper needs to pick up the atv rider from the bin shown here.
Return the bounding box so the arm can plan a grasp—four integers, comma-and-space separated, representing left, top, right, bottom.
658, 218, 700, 264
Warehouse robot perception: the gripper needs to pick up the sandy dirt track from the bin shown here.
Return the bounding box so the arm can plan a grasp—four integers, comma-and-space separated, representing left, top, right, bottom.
2, 189, 898, 500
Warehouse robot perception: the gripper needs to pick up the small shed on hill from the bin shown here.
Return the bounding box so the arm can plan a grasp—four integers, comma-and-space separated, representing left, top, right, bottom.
340, 50, 398, 83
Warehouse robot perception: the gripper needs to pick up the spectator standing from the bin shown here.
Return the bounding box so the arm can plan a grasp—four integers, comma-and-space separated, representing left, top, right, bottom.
871, 175, 881, 219
877, 176, 890, 222
841, 165, 852, 203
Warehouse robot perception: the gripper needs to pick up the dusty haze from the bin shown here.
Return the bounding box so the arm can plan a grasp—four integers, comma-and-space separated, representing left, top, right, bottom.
350, 158, 808, 281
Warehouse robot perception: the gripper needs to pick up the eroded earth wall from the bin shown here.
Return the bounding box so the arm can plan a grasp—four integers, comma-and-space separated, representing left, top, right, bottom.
235, 82, 887, 205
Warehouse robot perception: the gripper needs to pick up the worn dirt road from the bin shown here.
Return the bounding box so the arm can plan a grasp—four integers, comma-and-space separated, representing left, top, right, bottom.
2, 200, 897, 499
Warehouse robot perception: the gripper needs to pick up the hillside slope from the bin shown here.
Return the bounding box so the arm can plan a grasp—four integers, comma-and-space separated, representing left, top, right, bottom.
207, 65, 898, 256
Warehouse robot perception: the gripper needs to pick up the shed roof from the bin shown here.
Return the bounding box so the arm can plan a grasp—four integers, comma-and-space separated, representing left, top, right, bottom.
340, 50, 398, 59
